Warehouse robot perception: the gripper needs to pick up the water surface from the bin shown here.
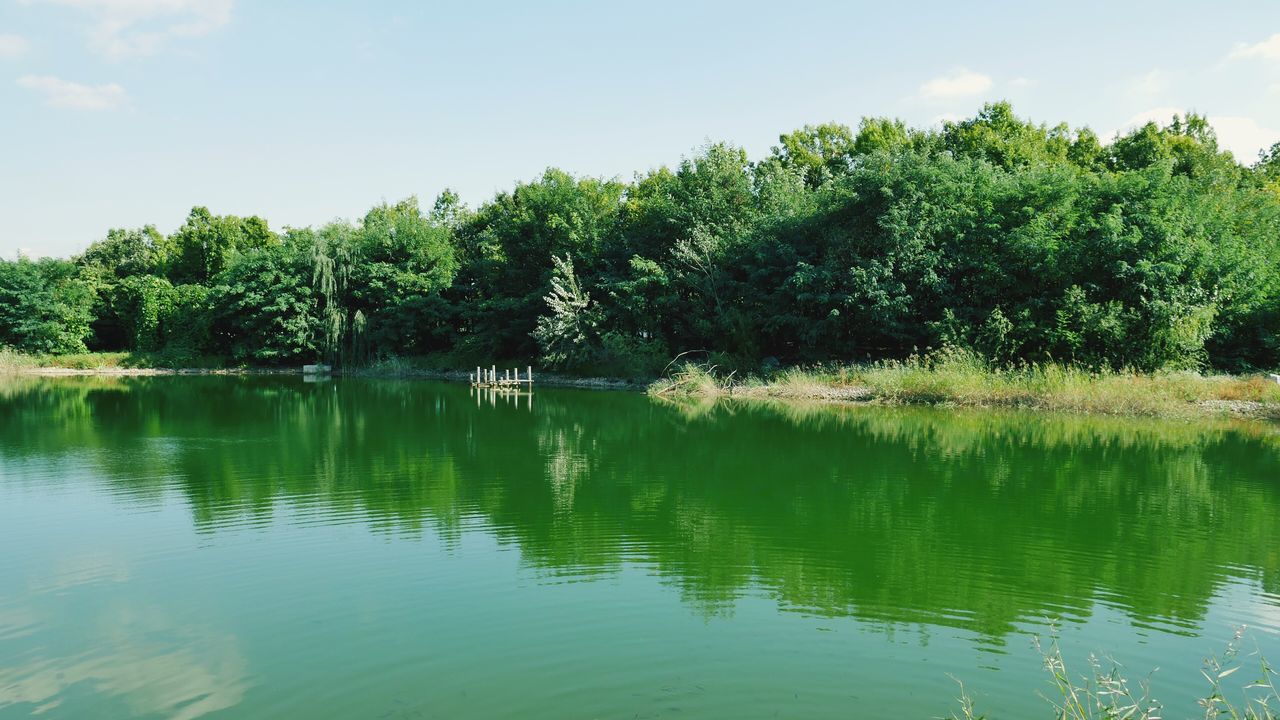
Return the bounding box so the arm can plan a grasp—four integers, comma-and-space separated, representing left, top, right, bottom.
1, 376, 1278, 718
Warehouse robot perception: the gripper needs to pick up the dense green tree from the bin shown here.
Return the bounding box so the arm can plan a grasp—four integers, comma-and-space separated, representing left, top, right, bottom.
456, 170, 624, 358
349, 197, 459, 356
852, 117, 917, 156
166, 207, 277, 285
6, 105, 1279, 373
74, 225, 170, 350
1257, 142, 1280, 201
112, 275, 177, 352
532, 254, 601, 367
162, 283, 213, 356
79, 226, 166, 279
0, 258, 96, 354
941, 101, 1074, 169
208, 243, 317, 363
770, 123, 856, 188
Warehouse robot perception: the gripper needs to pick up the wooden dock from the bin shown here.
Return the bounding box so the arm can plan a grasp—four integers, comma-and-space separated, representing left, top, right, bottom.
471, 365, 534, 391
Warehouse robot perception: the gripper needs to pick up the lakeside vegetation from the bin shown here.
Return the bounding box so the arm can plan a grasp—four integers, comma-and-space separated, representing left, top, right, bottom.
649, 347, 1280, 420
953, 628, 1279, 720
1, 104, 1278, 388
0, 348, 229, 371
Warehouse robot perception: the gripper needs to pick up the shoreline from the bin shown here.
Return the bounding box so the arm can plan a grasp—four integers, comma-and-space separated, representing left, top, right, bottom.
8, 367, 298, 377
678, 381, 1280, 421
647, 363, 1280, 422
5, 363, 1279, 422
343, 366, 646, 391
2, 364, 648, 391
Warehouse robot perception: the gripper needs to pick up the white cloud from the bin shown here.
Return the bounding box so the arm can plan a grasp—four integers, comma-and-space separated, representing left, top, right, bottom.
17, 75, 127, 110
0, 33, 29, 57
917, 68, 993, 102
20, 0, 233, 57
1210, 116, 1280, 161
1119, 106, 1185, 131
1113, 107, 1280, 162
1008, 76, 1036, 89
930, 112, 963, 126
1228, 32, 1280, 62
1131, 69, 1169, 96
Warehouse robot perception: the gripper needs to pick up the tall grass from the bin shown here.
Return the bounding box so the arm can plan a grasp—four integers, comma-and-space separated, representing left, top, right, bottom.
0, 349, 226, 371
649, 362, 734, 396
649, 348, 1280, 420
952, 627, 1278, 719
0, 348, 40, 372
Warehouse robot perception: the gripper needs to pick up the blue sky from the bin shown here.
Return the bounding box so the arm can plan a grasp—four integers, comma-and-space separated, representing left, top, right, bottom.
1, 0, 1278, 258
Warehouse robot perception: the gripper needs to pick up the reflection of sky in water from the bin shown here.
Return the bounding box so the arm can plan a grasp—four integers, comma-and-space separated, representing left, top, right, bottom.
0, 616, 249, 719
1207, 579, 1280, 636
0, 546, 250, 720
25, 550, 130, 595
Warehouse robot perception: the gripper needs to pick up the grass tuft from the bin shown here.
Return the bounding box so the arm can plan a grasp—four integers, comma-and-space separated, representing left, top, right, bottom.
648, 348, 1280, 420
953, 626, 1278, 719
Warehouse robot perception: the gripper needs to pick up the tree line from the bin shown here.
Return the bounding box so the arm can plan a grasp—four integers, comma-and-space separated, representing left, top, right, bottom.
3, 103, 1279, 374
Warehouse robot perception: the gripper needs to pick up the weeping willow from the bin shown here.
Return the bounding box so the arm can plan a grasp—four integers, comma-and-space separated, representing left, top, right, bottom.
312, 239, 365, 367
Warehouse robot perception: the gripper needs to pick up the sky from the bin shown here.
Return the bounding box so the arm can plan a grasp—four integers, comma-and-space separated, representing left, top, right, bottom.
1, 0, 1278, 259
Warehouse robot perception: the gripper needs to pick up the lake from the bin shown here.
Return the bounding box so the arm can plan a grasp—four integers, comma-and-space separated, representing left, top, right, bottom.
0, 376, 1277, 719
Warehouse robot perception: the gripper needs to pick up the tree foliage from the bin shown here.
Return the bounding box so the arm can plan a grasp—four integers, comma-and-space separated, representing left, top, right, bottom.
0, 258, 95, 354
533, 254, 601, 367
167, 207, 277, 285
3, 104, 1279, 372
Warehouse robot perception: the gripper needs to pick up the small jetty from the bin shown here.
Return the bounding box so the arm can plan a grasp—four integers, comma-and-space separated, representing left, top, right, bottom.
471, 365, 534, 391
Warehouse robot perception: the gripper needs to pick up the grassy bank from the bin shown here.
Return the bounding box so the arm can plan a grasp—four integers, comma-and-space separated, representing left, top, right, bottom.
0, 349, 240, 374
649, 350, 1280, 421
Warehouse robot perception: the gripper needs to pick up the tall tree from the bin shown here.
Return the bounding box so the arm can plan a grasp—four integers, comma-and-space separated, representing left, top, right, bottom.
166, 207, 277, 285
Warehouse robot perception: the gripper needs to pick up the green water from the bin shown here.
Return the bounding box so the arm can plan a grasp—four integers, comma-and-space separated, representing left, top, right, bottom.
0, 377, 1277, 719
